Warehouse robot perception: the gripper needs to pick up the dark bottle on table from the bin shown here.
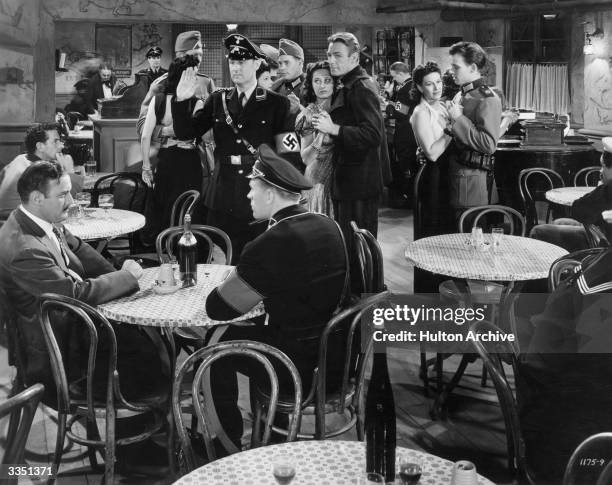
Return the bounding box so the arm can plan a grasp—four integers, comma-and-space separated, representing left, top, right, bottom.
365, 352, 396, 483
178, 214, 197, 287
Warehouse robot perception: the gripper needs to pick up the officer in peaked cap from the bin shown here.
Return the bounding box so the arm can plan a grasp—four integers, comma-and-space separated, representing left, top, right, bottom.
137, 46, 167, 86
272, 38, 306, 107
205, 142, 348, 449
259, 43, 280, 71
171, 33, 302, 262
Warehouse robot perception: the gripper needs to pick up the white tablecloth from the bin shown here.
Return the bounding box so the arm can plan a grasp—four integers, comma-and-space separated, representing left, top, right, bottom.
545, 186, 594, 206
98, 264, 265, 328
173, 440, 494, 485
405, 233, 567, 281
65, 208, 144, 240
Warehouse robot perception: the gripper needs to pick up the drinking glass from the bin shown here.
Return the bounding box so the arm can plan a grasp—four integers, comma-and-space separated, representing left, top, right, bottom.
358, 472, 385, 484
67, 204, 81, 224
272, 460, 296, 485
491, 227, 504, 252
98, 194, 114, 220
74, 192, 91, 219
470, 227, 484, 251
398, 455, 423, 485
85, 160, 97, 177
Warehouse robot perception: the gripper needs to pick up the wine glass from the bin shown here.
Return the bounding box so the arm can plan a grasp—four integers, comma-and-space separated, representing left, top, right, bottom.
398, 455, 423, 485
98, 193, 114, 220
272, 460, 296, 485
74, 192, 91, 219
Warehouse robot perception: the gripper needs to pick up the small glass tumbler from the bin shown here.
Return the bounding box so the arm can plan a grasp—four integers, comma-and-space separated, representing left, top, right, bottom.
491, 227, 504, 252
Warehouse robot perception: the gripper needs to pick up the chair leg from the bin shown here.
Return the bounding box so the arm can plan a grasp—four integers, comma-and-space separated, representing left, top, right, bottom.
49, 412, 68, 485
436, 354, 444, 396
431, 355, 470, 420
419, 352, 429, 396
167, 411, 177, 477
104, 417, 115, 485
251, 400, 263, 448
481, 364, 488, 388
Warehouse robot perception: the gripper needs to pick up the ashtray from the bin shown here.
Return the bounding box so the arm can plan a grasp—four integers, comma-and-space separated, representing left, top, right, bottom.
152, 283, 180, 295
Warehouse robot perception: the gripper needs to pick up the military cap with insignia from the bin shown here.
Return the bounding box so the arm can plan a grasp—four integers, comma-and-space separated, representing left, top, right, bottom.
248, 144, 312, 194
175, 31, 202, 54
224, 33, 265, 60
278, 38, 304, 60
146, 46, 162, 58
260, 43, 280, 68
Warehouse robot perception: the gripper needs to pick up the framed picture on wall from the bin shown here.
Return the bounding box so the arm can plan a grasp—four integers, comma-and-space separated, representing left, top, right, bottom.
95, 24, 132, 77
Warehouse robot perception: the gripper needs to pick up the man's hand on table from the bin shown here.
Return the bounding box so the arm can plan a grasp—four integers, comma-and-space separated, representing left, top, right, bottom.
122, 259, 144, 280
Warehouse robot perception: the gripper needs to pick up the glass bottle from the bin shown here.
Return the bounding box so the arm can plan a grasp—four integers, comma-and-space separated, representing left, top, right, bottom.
178, 214, 197, 287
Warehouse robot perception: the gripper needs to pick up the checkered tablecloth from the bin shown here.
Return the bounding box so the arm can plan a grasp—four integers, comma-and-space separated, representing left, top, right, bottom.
545, 186, 594, 206
65, 208, 145, 240
405, 233, 567, 281
172, 440, 494, 485
98, 264, 265, 328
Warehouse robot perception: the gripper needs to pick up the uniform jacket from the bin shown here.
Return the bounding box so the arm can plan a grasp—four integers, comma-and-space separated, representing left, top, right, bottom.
329, 65, 386, 201
271, 74, 306, 104
86, 72, 118, 109
172, 86, 294, 219
451, 77, 502, 155
571, 180, 612, 240
0, 209, 138, 393
206, 204, 348, 385
137, 66, 168, 87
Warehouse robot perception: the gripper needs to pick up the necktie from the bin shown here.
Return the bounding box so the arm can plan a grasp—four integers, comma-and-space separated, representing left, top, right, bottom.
52, 226, 70, 266
239, 92, 246, 110
103, 80, 112, 88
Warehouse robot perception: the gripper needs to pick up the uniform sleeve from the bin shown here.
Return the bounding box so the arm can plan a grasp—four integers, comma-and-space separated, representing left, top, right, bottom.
570, 185, 611, 225
335, 83, 383, 155
452, 94, 502, 155
171, 95, 215, 140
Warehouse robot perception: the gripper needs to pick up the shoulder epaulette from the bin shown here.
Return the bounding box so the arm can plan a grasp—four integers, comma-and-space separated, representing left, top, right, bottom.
479, 85, 495, 97
255, 87, 267, 101
213, 87, 233, 94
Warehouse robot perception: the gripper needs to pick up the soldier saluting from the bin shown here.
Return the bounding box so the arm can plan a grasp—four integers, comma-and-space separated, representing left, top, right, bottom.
172, 33, 300, 262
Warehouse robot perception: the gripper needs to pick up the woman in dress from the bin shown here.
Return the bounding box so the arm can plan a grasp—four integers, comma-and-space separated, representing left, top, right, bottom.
295, 61, 335, 217
410, 61, 454, 237
141, 55, 203, 234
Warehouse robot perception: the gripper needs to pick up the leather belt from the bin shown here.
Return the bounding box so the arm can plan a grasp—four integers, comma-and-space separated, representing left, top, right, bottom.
220, 154, 256, 166
161, 138, 196, 149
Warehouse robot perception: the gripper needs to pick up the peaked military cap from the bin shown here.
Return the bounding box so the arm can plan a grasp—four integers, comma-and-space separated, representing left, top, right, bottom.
224, 33, 264, 60
260, 43, 280, 66
278, 38, 304, 60
175, 31, 201, 54
248, 144, 312, 194
146, 46, 162, 58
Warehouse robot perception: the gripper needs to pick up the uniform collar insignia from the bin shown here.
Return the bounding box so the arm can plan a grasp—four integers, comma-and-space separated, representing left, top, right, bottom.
234, 35, 243, 44
461, 78, 485, 94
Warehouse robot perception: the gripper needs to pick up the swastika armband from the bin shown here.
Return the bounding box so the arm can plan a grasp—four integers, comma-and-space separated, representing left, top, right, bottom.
275, 132, 301, 153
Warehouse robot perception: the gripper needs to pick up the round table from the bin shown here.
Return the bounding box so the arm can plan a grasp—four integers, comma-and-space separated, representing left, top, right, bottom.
405, 233, 568, 281
64, 208, 145, 240
172, 440, 494, 485
545, 186, 594, 206
98, 264, 265, 328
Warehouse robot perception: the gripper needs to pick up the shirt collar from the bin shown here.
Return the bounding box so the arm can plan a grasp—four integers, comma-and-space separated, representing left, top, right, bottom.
237, 82, 257, 102
26, 153, 41, 163
19, 205, 56, 239
267, 204, 307, 229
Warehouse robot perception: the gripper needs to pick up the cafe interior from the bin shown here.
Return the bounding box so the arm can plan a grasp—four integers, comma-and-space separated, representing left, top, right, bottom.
1, 0, 612, 484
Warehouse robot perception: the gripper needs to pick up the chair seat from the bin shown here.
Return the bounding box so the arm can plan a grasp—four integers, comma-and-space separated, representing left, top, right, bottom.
253, 382, 355, 415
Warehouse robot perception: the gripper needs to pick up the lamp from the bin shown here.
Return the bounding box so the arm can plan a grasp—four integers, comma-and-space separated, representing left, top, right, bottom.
584, 27, 604, 55
226, 24, 238, 32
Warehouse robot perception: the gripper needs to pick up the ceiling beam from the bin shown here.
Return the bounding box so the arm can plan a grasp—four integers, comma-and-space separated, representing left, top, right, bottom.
377, 0, 612, 14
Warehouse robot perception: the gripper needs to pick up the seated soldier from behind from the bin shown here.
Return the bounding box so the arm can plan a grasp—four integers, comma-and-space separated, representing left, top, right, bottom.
517, 247, 612, 484
530, 137, 612, 252
205, 144, 348, 446
65, 79, 96, 119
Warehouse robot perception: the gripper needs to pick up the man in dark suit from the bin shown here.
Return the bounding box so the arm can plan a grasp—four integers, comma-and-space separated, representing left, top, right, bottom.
86, 62, 117, 110
205, 144, 348, 446
0, 161, 167, 405
137, 46, 167, 87
172, 33, 299, 261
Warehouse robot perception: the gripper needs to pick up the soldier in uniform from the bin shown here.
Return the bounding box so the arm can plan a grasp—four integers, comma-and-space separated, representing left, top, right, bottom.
259, 43, 280, 82
172, 33, 300, 261
205, 144, 348, 446
446, 41, 502, 213
137, 46, 167, 87
271, 38, 306, 109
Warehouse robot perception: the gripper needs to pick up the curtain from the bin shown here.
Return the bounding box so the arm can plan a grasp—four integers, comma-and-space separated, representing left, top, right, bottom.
505, 62, 534, 110
533, 64, 569, 115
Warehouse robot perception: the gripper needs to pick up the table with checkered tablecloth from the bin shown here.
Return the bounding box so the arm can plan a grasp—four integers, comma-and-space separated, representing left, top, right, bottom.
172, 440, 495, 485
65, 208, 144, 241
545, 186, 594, 206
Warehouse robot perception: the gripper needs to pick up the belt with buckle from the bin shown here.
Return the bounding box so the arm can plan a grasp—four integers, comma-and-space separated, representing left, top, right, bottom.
221, 154, 256, 166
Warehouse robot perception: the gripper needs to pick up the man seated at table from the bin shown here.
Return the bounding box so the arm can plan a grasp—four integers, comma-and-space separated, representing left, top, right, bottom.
205, 144, 348, 447
516, 247, 612, 483
0, 123, 83, 219
529, 137, 612, 252
0, 161, 170, 470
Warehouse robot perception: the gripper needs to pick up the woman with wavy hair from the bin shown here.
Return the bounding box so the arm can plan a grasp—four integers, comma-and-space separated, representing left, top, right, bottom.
410, 61, 454, 237
295, 61, 335, 216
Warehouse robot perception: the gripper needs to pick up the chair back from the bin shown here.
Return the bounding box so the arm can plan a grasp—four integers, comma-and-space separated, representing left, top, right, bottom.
583, 223, 611, 249
91, 172, 148, 213
518, 168, 564, 232
459, 204, 526, 236
0, 383, 44, 466
469, 320, 527, 477
172, 340, 302, 470
350, 221, 385, 293
155, 224, 233, 265
413, 162, 427, 240
548, 247, 606, 291
170, 190, 200, 227
573, 166, 601, 187
563, 432, 612, 485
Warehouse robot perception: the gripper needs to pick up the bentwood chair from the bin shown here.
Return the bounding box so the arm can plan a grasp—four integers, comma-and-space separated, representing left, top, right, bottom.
563, 433, 612, 485
172, 340, 302, 472
170, 190, 200, 228
583, 223, 611, 249
573, 166, 601, 187
518, 167, 564, 233
548, 247, 606, 292
252, 291, 392, 442
156, 224, 233, 265
0, 383, 45, 483
350, 221, 386, 294
39, 293, 172, 484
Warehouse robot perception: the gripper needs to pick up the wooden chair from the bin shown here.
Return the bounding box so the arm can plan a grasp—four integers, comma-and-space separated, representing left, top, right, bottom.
172, 340, 302, 472
469, 320, 534, 482
548, 247, 606, 291
38, 293, 172, 484
573, 166, 601, 187
458, 204, 526, 236
0, 383, 44, 482
252, 291, 392, 441
170, 189, 200, 228
350, 221, 386, 294
563, 432, 612, 485
518, 167, 564, 233
156, 224, 232, 265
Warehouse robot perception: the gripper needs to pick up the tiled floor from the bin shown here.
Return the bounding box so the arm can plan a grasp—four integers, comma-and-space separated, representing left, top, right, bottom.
0, 207, 517, 484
